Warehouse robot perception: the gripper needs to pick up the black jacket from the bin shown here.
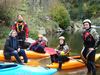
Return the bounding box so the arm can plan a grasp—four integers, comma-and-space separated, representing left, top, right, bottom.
4, 36, 20, 53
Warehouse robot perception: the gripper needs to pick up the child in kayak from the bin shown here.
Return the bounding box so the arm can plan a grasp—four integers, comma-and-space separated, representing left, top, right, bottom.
4, 30, 28, 64
50, 36, 70, 71
28, 34, 48, 53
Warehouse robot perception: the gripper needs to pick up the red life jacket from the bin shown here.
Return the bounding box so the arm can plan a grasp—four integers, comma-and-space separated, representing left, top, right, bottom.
12, 22, 29, 38
83, 31, 94, 42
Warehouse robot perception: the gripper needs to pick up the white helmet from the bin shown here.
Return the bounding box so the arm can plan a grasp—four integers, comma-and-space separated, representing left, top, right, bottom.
83, 19, 91, 24
59, 36, 65, 40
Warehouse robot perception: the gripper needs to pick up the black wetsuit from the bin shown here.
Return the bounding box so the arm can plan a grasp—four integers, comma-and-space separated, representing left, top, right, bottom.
81, 28, 96, 75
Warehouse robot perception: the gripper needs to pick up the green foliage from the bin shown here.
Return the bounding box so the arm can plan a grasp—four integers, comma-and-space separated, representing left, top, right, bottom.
60, 0, 100, 20
91, 17, 100, 26
29, 30, 38, 40
50, 2, 70, 29
0, 9, 12, 26
69, 8, 80, 20
0, 39, 6, 49
0, 26, 10, 39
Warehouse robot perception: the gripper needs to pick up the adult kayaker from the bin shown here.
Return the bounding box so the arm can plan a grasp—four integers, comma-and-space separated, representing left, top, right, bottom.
50, 36, 70, 71
81, 19, 99, 75
4, 30, 28, 64
28, 34, 47, 53
12, 15, 29, 48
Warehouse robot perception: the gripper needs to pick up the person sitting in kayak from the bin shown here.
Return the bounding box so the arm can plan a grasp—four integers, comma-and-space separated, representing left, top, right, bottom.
28, 34, 47, 53
12, 15, 29, 49
50, 36, 70, 71
4, 30, 28, 64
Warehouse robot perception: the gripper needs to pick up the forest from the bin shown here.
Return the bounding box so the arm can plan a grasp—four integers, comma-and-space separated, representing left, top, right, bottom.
0, 0, 100, 48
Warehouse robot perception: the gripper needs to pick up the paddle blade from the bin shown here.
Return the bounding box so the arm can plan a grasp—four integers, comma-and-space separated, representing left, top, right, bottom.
45, 47, 57, 55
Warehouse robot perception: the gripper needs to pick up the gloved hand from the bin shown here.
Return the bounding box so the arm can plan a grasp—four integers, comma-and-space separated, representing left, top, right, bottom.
55, 49, 59, 53
60, 51, 65, 56
54, 49, 58, 51
27, 48, 30, 51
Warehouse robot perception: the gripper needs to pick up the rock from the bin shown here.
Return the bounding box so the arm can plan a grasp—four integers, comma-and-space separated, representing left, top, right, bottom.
37, 26, 46, 35
67, 21, 83, 33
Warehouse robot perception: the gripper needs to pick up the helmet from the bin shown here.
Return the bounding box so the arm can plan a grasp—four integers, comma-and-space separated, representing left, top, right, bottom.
59, 36, 65, 40
83, 19, 91, 24
38, 34, 43, 38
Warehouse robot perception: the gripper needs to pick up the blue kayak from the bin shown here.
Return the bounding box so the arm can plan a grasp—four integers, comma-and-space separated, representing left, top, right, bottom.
0, 63, 57, 75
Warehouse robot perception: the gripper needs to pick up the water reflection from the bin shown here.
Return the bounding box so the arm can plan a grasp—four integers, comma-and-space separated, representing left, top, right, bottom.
46, 28, 100, 75
54, 67, 87, 75
38, 54, 100, 75
47, 28, 100, 54
47, 31, 83, 55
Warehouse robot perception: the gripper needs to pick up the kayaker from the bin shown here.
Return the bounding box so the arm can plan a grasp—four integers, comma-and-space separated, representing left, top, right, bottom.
81, 19, 99, 75
50, 36, 70, 71
12, 15, 29, 48
4, 30, 28, 64
28, 34, 47, 53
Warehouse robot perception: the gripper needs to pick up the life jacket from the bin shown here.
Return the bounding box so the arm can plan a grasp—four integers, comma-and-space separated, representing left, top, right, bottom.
82, 29, 96, 48
58, 43, 67, 51
16, 22, 25, 32
83, 29, 94, 42
83, 28, 100, 48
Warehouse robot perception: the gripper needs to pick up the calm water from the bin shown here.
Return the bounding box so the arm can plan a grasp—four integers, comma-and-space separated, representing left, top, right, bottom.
38, 56, 100, 75
43, 28, 100, 75
1, 28, 100, 75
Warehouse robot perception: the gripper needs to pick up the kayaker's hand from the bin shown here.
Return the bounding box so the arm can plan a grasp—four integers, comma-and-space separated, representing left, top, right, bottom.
17, 48, 20, 52
27, 48, 30, 51
25, 38, 28, 42
95, 47, 98, 50
89, 48, 94, 51
55, 49, 59, 53
54, 49, 58, 51
60, 51, 65, 55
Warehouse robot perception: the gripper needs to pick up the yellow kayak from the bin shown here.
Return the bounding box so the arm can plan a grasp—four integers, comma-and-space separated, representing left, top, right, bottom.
46, 53, 100, 70
0, 50, 49, 61
25, 50, 49, 59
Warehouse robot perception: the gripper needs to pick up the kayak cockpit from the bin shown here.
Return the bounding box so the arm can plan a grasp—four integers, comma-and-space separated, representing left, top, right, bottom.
0, 64, 17, 69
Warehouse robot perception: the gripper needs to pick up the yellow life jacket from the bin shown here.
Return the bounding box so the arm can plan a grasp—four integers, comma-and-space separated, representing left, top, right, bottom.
16, 22, 24, 32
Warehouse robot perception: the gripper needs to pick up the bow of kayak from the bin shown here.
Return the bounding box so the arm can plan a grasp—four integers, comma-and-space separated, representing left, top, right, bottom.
47, 53, 100, 70
0, 63, 57, 75
25, 50, 49, 59
0, 50, 49, 61
47, 59, 85, 70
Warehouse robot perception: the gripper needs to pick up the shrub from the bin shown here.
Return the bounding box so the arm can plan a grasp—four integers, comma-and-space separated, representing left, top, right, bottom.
50, 2, 70, 30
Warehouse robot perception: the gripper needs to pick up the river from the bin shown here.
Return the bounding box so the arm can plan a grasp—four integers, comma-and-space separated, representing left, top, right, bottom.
42, 28, 100, 75
1, 27, 100, 75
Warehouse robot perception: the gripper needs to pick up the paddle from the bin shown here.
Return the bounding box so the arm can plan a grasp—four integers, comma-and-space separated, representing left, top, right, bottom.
45, 47, 71, 55
44, 47, 71, 55
45, 47, 100, 67
44, 47, 81, 59
44, 47, 57, 55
